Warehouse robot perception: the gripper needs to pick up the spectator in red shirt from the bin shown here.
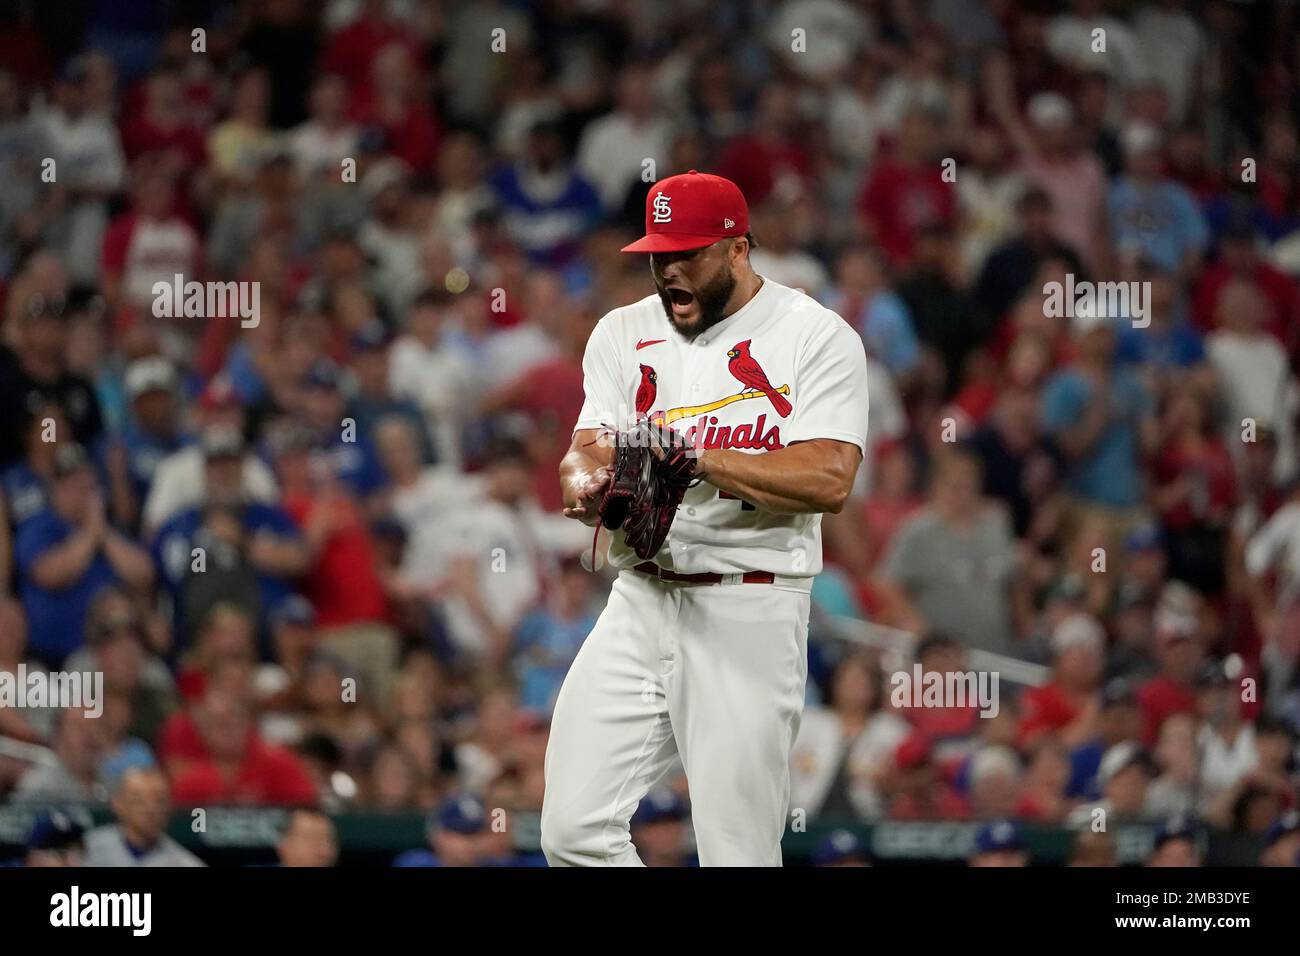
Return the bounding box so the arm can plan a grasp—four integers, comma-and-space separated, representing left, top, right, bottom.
267, 423, 398, 705
900, 633, 983, 761
884, 731, 971, 820
1136, 599, 1205, 745
169, 683, 317, 807
856, 108, 956, 269
119, 67, 208, 177
1152, 387, 1237, 596
1019, 613, 1105, 749
479, 305, 591, 511
1017, 738, 1073, 822
1193, 220, 1299, 344
321, 0, 420, 104
716, 83, 813, 207
271, 428, 388, 625
351, 44, 438, 175
100, 162, 202, 320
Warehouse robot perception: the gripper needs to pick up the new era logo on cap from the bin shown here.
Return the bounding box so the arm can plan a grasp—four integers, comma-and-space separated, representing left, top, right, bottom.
622, 171, 749, 253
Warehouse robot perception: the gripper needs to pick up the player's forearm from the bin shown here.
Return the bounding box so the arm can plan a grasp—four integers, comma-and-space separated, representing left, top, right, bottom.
695, 440, 859, 515
559, 431, 614, 511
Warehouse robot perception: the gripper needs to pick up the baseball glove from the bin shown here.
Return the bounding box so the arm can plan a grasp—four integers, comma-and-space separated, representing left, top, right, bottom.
597, 420, 700, 560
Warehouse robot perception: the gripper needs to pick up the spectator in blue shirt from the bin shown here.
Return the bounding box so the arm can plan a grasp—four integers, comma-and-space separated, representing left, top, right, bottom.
1042, 311, 1157, 511
1109, 122, 1209, 277
300, 359, 388, 498
152, 426, 309, 648
825, 246, 922, 381
16, 444, 154, 667
630, 788, 698, 868
490, 117, 602, 268
11, 810, 86, 868
394, 792, 499, 867
513, 557, 598, 715
346, 321, 435, 464
1114, 269, 1206, 381
98, 356, 191, 532
1, 400, 70, 536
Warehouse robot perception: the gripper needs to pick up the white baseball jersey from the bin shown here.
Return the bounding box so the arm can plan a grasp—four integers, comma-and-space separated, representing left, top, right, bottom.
575, 277, 870, 576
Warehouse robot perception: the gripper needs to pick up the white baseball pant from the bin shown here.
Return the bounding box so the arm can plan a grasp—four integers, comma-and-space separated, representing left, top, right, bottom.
541, 569, 810, 866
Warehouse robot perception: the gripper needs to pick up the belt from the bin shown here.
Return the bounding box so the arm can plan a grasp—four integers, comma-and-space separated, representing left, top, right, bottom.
632, 561, 775, 585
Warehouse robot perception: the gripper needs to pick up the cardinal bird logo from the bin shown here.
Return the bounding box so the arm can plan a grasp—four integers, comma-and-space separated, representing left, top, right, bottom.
636, 364, 658, 417
727, 340, 792, 418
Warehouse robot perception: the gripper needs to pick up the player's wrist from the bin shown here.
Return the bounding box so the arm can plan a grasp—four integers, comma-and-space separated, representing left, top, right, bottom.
692, 447, 713, 480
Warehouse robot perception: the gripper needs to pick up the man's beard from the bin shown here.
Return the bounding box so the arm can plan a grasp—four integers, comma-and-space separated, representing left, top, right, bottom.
657, 263, 737, 340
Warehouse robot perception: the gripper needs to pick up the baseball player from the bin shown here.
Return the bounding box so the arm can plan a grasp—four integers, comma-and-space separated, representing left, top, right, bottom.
542, 170, 869, 866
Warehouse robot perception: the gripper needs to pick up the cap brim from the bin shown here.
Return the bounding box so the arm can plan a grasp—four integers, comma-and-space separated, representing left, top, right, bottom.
621, 233, 721, 253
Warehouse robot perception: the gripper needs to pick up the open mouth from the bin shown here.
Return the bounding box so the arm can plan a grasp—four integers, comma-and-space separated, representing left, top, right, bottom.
665, 286, 695, 317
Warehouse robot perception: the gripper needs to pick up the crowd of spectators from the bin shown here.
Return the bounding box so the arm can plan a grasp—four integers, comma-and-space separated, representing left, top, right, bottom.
0, 0, 1298, 866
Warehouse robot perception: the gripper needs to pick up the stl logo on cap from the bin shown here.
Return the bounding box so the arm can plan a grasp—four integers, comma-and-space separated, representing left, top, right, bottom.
652, 192, 672, 223
622, 170, 749, 254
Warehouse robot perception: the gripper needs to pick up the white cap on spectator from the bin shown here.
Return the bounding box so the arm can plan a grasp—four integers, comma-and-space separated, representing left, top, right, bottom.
361, 158, 410, 203
969, 745, 1022, 786
125, 356, 176, 399
1155, 605, 1198, 638
1155, 581, 1200, 637
1098, 741, 1155, 786
1027, 92, 1074, 130
1052, 613, 1105, 656
1122, 121, 1163, 157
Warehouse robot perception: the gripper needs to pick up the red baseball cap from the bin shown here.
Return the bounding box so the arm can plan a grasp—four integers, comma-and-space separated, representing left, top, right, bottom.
621, 170, 750, 253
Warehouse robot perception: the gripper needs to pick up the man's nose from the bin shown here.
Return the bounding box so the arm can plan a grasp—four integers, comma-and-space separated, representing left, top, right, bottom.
652, 251, 685, 272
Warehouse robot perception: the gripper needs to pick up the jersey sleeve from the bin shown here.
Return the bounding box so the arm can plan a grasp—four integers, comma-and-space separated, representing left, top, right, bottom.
573, 312, 626, 432
783, 316, 870, 453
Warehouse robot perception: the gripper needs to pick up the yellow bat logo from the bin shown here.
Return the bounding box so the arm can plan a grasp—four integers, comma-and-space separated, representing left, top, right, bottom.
653, 384, 791, 426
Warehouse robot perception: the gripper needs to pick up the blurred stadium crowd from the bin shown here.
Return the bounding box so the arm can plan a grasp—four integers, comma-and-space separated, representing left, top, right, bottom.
0, 0, 1299, 867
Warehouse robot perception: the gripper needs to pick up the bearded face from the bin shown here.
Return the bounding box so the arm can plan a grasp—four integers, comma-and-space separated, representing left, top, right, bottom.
652, 240, 741, 340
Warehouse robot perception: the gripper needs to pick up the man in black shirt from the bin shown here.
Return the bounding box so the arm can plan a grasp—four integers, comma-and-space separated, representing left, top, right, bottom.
968, 387, 1063, 539
0, 294, 103, 465
974, 187, 1083, 330
896, 223, 986, 398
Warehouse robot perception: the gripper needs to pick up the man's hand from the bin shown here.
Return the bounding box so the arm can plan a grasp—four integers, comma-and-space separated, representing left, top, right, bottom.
560, 428, 615, 526
562, 465, 612, 526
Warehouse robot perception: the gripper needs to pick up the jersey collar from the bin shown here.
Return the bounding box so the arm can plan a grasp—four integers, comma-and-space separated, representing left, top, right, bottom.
687, 275, 770, 348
